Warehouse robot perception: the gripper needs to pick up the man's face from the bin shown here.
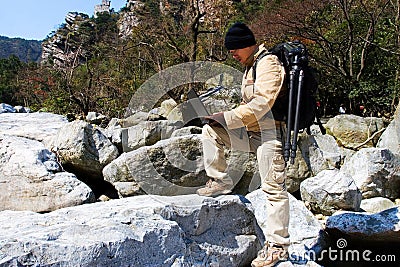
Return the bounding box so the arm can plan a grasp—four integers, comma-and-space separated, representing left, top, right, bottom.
229, 46, 255, 65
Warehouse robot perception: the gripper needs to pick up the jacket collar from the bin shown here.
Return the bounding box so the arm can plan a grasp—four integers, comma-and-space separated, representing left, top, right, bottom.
244, 44, 267, 67
254, 43, 267, 59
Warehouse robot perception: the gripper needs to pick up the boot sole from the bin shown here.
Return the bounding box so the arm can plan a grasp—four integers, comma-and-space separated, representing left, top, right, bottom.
196, 189, 232, 197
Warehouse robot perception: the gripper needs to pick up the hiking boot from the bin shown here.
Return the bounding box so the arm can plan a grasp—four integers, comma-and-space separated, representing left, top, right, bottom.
251, 243, 288, 267
196, 179, 232, 197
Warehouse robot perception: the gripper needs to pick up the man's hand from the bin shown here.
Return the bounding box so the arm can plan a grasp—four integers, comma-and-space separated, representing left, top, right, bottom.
204, 112, 226, 127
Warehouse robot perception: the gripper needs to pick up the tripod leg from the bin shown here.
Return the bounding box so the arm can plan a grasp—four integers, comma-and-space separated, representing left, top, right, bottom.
290, 69, 305, 164
284, 69, 297, 163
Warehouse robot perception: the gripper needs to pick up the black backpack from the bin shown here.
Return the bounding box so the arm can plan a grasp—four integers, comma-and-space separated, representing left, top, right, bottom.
253, 41, 325, 164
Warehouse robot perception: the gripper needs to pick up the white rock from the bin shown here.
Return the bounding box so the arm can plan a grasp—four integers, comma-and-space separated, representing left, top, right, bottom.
0, 194, 260, 266
0, 112, 68, 144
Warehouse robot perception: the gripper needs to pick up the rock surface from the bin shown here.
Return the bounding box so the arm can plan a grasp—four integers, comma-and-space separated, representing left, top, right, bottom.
325, 207, 400, 242
377, 106, 400, 154
1, 107, 400, 266
0, 112, 68, 144
360, 197, 396, 213
49, 120, 120, 180
325, 114, 385, 149
121, 120, 182, 152
103, 134, 208, 196
0, 135, 95, 212
300, 169, 362, 215
340, 147, 400, 199
0, 194, 260, 267
247, 190, 329, 262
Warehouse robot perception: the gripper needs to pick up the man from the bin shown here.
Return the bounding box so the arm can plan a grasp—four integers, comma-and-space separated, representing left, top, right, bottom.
196, 22, 290, 267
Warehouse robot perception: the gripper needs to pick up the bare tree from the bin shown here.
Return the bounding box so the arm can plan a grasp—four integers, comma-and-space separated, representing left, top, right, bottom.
252, 0, 399, 115
127, 0, 236, 103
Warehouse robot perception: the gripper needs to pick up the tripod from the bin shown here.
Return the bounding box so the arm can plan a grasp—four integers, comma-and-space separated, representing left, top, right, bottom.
284, 50, 307, 164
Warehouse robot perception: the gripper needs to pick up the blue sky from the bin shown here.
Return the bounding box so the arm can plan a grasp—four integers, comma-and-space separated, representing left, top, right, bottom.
0, 0, 127, 40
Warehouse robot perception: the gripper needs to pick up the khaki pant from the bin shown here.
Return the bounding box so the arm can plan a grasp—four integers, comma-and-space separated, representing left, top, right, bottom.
202, 123, 290, 247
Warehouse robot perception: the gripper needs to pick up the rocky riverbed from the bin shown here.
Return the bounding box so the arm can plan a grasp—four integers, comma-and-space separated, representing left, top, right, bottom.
0, 102, 399, 266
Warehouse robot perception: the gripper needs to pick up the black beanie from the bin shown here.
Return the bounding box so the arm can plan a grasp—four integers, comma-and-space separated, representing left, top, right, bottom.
224, 22, 256, 50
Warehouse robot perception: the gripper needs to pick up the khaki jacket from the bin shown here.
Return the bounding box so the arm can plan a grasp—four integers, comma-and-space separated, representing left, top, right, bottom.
224, 44, 286, 132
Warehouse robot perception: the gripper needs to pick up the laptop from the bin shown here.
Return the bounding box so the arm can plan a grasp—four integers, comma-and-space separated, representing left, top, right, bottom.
183, 89, 211, 126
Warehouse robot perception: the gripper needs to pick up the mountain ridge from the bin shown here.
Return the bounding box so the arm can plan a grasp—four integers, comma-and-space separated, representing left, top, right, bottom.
0, 35, 42, 63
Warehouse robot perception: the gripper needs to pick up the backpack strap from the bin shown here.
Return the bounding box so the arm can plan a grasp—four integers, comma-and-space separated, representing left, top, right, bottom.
252, 50, 270, 82
251, 50, 287, 122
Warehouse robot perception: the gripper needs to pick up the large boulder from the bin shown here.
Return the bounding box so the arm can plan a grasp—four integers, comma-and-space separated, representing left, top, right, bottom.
103, 134, 208, 196
300, 169, 362, 215
0, 103, 15, 113
104, 134, 265, 197
220, 132, 344, 195
246, 190, 329, 262
49, 120, 120, 181
121, 120, 182, 152
377, 106, 400, 155
325, 114, 385, 149
340, 147, 400, 199
286, 133, 342, 192
0, 194, 261, 267
298, 134, 342, 173
325, 207, 400, 242
360, 197, 396, 213
0, 135, 95, 212
0, 112, 68, 144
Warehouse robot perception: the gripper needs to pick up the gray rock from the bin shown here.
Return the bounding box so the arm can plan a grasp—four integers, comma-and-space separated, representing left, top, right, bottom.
0, 194, 260, 267
202, 98, 236, 114
49, 120, 120, 180
340, 147, 400, 199
246, 190, 329, 263
0, 135, 95, 212
103, 134, 208, 196
377, 107, 400, 154
300, 169, 362, 215
121, 120, 182, 152
121, 111, 149, 127
286, 148, 313, 193
298, 134, 342, 172
309, 123, 326, 136
0, 103, 15, 113
286, 133, 342, 192
325, 207, 400, 242
0, 112, 68, 144
297, 136, 329, 177
86, 111, 108, 125
325, 114, 385, 149
338, 146, 356, 166
103, 125, 124, 153
158, 98, 178, 119
171, 126, 202, 137
360, 197, 396, 213
14, 105, 29, 113
226, 150, 260, 194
